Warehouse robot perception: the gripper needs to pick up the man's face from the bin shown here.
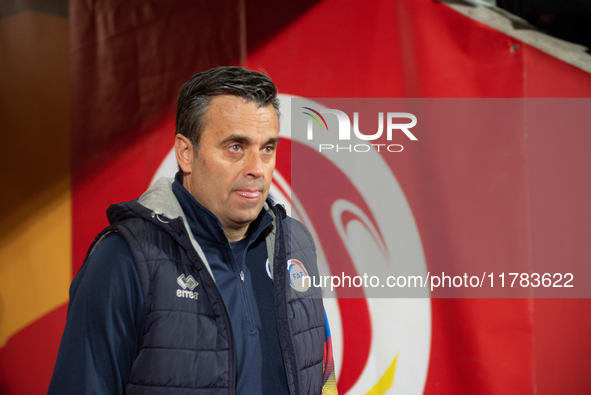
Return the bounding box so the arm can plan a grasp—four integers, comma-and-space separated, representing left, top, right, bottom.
177, 95, 279, 240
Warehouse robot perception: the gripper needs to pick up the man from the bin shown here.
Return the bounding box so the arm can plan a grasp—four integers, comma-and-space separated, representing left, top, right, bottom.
49, 67, 337, 394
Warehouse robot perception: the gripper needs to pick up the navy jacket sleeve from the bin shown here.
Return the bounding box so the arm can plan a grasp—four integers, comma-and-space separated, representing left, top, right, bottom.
48, 233, 145, 395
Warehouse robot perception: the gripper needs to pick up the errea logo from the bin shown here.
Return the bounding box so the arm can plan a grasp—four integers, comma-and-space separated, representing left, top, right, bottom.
176, 274, 199, 299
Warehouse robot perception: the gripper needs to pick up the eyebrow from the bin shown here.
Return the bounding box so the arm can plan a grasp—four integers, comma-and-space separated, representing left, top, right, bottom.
220, 134, 280, 146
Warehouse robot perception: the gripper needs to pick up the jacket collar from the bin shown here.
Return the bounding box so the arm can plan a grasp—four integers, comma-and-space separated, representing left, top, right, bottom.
171, 174, 273, 247
136, 177, 282, 280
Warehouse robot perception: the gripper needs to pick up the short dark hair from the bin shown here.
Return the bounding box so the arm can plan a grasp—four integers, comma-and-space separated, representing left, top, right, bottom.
175, 66, 280, 152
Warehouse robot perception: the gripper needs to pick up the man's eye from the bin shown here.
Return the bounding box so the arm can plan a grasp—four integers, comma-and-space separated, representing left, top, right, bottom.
230, 145, 241, 152
263, 146, 274, 153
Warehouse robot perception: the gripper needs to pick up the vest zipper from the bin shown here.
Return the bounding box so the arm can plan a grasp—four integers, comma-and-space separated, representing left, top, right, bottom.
237, 264, 255, 333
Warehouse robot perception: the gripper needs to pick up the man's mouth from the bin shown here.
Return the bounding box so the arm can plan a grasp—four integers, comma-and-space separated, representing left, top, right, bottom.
235, 190, 261, 200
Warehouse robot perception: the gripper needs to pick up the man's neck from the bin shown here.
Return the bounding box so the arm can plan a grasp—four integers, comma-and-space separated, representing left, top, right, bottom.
223, 225, 249, 243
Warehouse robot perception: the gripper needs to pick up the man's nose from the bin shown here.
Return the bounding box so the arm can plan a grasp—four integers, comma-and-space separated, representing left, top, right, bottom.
244, 150, 264, 177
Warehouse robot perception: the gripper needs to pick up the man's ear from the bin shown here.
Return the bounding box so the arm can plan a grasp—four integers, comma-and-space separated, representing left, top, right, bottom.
175, 134, 194, 173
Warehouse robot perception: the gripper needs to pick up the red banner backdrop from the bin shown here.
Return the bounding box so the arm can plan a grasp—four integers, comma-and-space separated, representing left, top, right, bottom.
248, 2, 591, 393
1, 0, 590, 394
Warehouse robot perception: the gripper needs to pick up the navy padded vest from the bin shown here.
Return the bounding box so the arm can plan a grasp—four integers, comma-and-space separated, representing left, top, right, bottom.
88, 199, 325, 394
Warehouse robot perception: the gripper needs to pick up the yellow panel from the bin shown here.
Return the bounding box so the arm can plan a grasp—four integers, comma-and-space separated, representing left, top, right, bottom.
0, 11, 70, 347
0, 178, 71, 347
